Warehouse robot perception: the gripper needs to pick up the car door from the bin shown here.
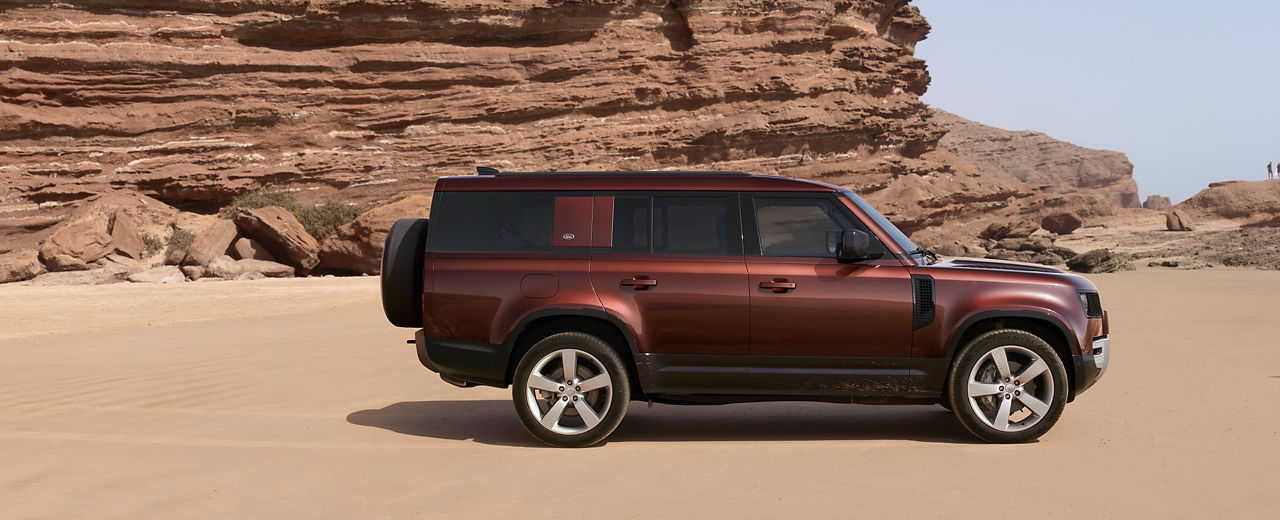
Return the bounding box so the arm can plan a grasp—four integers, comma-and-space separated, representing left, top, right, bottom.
590, 192, 750, 395
743, 192, 915, 395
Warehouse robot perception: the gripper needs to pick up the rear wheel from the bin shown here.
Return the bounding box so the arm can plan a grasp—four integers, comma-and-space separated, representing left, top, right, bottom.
512, 332, 630, 448
947, 329, 1068, 443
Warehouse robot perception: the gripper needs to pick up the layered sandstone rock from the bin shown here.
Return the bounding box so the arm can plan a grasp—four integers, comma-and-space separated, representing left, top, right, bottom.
934, 110, 1140, 208
0, 0, 1032, 252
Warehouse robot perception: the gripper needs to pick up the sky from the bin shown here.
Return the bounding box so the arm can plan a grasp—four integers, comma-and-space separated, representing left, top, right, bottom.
914, 0, 1280, 204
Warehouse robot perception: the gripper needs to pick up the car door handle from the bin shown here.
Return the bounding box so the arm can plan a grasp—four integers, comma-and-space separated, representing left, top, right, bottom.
759, 279, 797, 293
622, 278, 658, 290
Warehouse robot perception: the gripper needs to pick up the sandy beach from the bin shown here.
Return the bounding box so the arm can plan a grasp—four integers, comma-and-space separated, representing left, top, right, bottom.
2, 269, 1278, 519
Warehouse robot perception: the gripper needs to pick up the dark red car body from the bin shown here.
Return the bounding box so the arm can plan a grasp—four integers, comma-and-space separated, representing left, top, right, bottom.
402, 171, 1109, 406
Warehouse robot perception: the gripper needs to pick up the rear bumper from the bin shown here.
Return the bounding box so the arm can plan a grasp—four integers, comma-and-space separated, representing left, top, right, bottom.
1071, 335, 1110, 398
415, 330, 511, 388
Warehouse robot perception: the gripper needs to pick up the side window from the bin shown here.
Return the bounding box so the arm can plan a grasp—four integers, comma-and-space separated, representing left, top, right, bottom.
610, 196, 650, 254
653, 196, 731, 255
432, 191, 589, 253
752, 197, 883, 257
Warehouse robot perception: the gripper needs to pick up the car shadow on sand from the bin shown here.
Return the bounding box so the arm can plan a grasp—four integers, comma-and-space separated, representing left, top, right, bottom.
346, 400, 980, 447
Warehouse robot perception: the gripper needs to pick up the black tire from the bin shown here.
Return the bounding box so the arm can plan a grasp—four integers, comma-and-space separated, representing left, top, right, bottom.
947, 329, 1068, 443
380, 218, 429, 327
512, 332, 631, 448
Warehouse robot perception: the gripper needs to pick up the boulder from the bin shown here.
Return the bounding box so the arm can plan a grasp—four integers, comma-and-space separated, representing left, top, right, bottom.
184, 219, 238, 266
995, 237, 1054, 252
1143, 195, 1173, 211
1067, 249, 1132, 273
233, 207, 319, 274
231, 237, 274, 261
1166, 209, 1195, 231
109, 208, 145, 259
235, 271, 265, 281
182, 265, 205, 280
0, 249, 44, 284
38, 217, 112, 271
164, 247, 187, 266
43, 254, 91, 272
127, 265, 186, 283
978, 219, 1040, 241
318, 195, 430, 274
1040, 212, 1083, 235
237, 259, 294, 278
931, 241, 986, 258
96, 254, 144, 274
205, 255, 243, 279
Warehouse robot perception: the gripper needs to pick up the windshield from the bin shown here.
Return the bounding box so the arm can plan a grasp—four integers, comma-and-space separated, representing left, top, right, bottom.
839, 188, 919, 255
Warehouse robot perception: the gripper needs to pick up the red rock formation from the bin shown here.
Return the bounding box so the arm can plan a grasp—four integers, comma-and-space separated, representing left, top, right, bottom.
934, 110, 1141, 208
1179, 179, 1280, 223
0, 0, 1026, 249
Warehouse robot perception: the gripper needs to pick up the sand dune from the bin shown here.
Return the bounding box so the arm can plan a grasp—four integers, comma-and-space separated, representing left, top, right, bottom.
2, 270, 1278, 518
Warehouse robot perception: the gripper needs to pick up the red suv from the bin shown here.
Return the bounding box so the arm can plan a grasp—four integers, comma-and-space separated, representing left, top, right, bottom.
381, 170, 1110, 447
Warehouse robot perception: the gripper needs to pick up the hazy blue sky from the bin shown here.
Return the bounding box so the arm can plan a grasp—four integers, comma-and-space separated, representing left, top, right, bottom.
915, 0, 1280, 203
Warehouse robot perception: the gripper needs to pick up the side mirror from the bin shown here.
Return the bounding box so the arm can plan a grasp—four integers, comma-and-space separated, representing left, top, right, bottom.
837, 229, 870, 262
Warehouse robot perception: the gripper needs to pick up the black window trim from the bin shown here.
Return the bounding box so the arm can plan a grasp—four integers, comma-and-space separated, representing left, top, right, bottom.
740, 191, 889, 258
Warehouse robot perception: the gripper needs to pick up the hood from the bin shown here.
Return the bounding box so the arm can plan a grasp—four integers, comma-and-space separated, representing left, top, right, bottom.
930, 257, 1065, 274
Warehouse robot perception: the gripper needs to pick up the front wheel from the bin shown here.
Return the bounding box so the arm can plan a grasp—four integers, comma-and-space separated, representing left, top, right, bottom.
512, 332, 631, 448
947, 329, 1068, 443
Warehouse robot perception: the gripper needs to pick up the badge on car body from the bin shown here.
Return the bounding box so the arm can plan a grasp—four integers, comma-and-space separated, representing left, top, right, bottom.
562, 233, 575, 240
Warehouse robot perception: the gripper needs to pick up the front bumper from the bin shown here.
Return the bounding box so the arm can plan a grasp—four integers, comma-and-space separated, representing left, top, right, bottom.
1072, 335, 1110, 398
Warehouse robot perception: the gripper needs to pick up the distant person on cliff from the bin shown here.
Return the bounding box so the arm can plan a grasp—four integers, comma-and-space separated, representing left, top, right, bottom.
1270, 162, 1275, 179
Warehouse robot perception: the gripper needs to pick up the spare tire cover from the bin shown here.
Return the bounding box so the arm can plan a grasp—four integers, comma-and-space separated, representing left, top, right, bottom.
381, 218, 429, 327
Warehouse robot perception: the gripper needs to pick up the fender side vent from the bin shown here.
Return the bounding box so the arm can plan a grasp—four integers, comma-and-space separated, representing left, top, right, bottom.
911, 274, 935, 331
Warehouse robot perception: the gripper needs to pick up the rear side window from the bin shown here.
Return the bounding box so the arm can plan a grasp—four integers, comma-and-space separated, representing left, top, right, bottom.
653, 196, 731, 255
594, 193, 738, 256
431, 191, 589, 253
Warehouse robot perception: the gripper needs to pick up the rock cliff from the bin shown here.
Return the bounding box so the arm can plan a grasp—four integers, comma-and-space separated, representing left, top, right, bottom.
934, 110, 1140, 208
1, 0, 1021, 247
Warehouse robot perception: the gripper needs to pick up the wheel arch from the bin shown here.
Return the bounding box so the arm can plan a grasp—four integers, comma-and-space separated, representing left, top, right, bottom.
503, 309, 644, 397
943, 310, 1080, 402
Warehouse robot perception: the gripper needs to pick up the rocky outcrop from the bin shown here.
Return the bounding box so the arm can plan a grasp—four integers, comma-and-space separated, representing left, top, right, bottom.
1166, 209, 1195, 231
1067, 249, 1131, 273
231, 237, 273, 261
979, 220, 1039, 240
1041, 212, 1083, 235
0, 249, 43, 283
184, 220, 239, 266
934, 110, 1140, 208
233, 207, 319, 274
38, 218, 112, 272
1178, 180, 1280, 223
0, 0, 1039, 250
1143, 195, 1172, 210
318, 194, 431, 274
109, 209, 145, 259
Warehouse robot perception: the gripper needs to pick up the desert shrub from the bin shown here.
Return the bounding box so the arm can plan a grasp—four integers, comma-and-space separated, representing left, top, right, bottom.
219, 187, 361, 240
141, 233, 164, 256
295, 201, 363, 240
220, 188, 300, 217
165, 228, 195, 256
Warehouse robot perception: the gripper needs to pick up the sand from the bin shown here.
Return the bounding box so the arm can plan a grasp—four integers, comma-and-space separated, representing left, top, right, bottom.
2, 269, 1278, 519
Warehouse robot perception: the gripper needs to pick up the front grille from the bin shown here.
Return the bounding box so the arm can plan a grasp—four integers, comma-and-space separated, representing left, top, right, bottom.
1083, 292, 1103, 318
911, 274, 935, 331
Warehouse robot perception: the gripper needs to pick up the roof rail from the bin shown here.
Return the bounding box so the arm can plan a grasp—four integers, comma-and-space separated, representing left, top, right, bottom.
476, 166, 500, 175
488, 170, 752, 177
